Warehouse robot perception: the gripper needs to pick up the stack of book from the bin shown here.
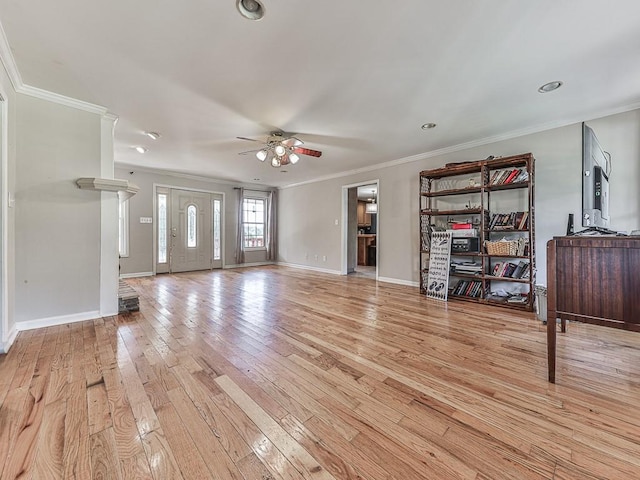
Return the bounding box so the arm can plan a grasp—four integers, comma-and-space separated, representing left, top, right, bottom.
507, 294, 529, 304
489, 211, 529, 230
489, 168, 529, 186
450, 261, 482, 275
451, 279, 484, 297
491, 260, 530, 279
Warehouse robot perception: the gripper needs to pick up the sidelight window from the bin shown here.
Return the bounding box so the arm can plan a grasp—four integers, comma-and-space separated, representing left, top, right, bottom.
158, 194, 167, 263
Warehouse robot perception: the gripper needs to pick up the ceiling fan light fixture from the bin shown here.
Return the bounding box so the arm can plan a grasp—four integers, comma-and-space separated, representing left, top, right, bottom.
271, 156, 281, 167
256, 149, 268, 161
236, 0, 265, 20
288, 152, 299, 164
274, 144, 286, 157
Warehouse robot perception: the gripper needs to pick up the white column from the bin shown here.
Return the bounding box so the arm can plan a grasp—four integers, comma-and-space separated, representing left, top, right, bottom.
99, 113, 119, 316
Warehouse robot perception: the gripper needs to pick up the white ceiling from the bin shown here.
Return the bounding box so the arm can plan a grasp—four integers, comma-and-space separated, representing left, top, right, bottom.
1, 1, 639, 187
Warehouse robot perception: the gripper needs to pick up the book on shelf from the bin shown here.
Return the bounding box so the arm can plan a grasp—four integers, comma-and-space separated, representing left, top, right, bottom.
489, 211, 529, 230
503, 169, 520, 184
491, 260, 530, 279
489, 168, 529, 186
451, 222, 473, 230
452, 279, 483, 298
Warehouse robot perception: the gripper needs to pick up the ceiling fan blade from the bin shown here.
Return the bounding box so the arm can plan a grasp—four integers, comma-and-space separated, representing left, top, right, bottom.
238, 149, 261, 155
236, 136, 261, 142
293, 146, 322, 157
281, 137, 303, 147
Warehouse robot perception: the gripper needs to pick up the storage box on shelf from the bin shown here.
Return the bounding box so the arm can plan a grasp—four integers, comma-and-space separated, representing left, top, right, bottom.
419, 153, 536, 311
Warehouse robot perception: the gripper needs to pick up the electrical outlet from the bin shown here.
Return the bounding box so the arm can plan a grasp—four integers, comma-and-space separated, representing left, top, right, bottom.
322, 255, 327, 262
334, 219, 339, 225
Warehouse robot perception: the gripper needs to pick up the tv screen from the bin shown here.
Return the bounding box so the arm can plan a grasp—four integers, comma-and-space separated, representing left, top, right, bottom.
582, 123, 611, 228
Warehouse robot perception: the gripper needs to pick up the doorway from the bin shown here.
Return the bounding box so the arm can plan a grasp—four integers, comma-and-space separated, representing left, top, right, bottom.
341, 180, 379, 280
156, 187, 224, 274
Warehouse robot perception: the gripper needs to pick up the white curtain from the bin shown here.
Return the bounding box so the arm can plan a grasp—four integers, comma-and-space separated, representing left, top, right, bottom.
235, 188, 245, 264
266, 190, 277, 262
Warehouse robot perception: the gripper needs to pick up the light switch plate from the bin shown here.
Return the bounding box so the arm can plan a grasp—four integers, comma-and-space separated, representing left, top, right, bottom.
140, 217, 153, 224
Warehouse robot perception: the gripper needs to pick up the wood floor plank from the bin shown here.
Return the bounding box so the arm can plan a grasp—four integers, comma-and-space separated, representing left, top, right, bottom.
154, 402, 215, 480
3, 266, 640, 479
2, 374, 48, 479
236, 452, 285, 480
90, 427, 123, 480
166, 387, 245, 480
170, 364, 254, 463
32, 398, 66, 479
63, 379, 92, 480
87, 380, 112, 435
0, 386, 31, 479
215, 374, 336, 480
140, 428, 185, 480
280, 414, 371, 480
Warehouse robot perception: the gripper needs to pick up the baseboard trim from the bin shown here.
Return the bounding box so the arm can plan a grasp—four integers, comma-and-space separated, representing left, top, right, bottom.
119, 272, 154, 279
277, 262, 342, 276
16, 310, 101, 332
1, 325, 17, 353
377, 276, 419, 287
224, 262, 275, 269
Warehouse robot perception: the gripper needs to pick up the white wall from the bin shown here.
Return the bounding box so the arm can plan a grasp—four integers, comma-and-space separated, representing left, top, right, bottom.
115, 167, 274, 276
278, 109, 640, 287
14, 95, 103, 325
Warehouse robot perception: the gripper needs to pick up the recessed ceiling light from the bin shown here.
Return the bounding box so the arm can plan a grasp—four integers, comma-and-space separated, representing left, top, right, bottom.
538, 81, 563, 93
237, 0, 265, 20
144, 131, 161, 140
134, 146, 148, 154
281, 170, 288, 173
421, 123, 437, 130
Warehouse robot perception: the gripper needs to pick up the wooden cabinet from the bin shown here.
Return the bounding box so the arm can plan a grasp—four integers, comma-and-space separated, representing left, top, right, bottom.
546, 236, 640, 382
357, 235, 376, 266
419, 153, 536, 311
357, 201, 371, 226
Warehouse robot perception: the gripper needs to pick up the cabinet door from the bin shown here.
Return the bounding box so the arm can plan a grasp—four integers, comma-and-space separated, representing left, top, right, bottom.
357, 237, 366, 265
357, 202, 365, 225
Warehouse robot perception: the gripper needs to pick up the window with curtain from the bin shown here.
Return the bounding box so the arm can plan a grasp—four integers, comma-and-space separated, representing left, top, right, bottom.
242, 197, 265, 249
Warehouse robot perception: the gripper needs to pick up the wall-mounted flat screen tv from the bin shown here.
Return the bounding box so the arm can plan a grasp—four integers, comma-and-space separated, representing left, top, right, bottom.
582, 122, 611, 228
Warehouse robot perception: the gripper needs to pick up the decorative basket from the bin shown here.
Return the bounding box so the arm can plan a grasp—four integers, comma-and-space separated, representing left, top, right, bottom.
485, 240, 518, 256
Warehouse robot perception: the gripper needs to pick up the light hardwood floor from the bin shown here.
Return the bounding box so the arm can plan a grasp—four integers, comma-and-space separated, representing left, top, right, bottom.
1, 266, 640, 479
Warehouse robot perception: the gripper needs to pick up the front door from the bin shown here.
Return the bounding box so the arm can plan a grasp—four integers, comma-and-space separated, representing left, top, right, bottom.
171, 189, 212, 272
156, 188, 223, 273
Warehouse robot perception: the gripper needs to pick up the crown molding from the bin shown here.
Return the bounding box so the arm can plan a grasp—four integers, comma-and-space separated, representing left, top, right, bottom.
17, 84, 109, 115
0, 20, 111, 116
0, 21, 22, 90
114, 161, 275, 189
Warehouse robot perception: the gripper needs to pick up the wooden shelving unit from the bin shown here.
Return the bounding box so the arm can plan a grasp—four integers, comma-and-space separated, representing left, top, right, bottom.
419, 153, 536, 311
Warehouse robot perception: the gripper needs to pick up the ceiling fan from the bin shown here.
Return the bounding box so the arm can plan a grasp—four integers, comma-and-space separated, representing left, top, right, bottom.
237, 131, 322, 167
